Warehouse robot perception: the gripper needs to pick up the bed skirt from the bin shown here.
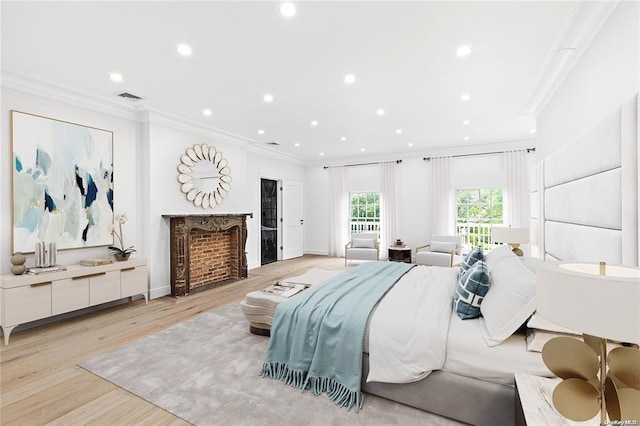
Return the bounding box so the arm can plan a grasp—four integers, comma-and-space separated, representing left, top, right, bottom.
361, 353, 515, 426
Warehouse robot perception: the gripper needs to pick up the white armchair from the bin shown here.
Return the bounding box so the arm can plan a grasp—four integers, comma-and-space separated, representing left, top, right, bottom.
415, 234, 464, 267
345, 233, 379, 266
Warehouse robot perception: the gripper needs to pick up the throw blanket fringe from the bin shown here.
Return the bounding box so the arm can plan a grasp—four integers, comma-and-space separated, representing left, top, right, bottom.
260, 262, 414, 412
261, 361, 363, 410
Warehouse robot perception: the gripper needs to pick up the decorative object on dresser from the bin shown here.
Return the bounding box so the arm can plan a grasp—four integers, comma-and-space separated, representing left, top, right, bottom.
11, 111, 114, 252
491, 225, 529, 256
0, 258, 148, 345
537, 261, 640, 425
10, 252, 26, 275
177, 143, 232, 208
108, 213, 136, 261
34, 240, 57, 267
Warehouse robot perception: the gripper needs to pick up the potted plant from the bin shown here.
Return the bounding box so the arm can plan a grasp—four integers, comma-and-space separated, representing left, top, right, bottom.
109, 213, 136, 261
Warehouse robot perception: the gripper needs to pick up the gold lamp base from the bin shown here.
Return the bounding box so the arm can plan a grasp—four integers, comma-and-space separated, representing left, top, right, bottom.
509, 243, 523, 256
542, 335, 640, 426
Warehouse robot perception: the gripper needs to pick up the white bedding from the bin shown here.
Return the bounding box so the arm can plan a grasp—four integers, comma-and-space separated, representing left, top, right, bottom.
444, 312, 551, 385
366, 266, 459, 383
366, 264, 550, 386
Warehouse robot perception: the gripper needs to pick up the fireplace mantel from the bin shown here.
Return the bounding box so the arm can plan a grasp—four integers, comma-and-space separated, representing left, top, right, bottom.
162, 213, 252, 297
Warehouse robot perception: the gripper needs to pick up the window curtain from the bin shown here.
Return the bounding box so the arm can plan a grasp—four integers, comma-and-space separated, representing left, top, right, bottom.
379, 161, 398, 260
427, 157, 454, 236
328, 166, 347, 257
503, 150, 530, 227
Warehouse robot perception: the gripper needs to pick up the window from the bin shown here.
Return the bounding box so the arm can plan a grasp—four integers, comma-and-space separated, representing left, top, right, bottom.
349, 192, 380, 234
456, 188, 503, 248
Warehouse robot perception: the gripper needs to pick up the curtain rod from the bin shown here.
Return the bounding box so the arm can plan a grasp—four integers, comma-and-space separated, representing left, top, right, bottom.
323, 159, 402, 169
423, 147, 535, 161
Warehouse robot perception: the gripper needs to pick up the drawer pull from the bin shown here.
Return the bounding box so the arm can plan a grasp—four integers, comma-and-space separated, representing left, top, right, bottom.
72, 272, 106, 280
30, 281, 52, 287
121, 267, 136, 272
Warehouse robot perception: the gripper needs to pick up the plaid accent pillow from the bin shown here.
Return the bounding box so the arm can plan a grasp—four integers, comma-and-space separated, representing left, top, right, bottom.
460, 246, 484, 275
453, 260, 491, 319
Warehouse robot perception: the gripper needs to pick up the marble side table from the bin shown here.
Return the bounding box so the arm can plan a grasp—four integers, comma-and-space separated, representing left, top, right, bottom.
515, 373, 599, 426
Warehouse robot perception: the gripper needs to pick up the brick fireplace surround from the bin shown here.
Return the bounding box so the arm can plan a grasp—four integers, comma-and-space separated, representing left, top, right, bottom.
163, 214, 251, 297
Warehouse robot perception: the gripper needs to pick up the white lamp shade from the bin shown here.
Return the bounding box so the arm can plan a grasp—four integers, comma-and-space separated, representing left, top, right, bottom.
492, 226, 529, 244
537, 261, 640, 344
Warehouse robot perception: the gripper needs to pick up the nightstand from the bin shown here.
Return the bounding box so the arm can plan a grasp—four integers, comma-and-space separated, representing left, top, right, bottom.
388, 246, 411, 263
515, 373, 599, 426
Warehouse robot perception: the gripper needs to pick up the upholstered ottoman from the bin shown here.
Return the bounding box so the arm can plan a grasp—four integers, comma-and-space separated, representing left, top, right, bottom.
240, 269, 342, 335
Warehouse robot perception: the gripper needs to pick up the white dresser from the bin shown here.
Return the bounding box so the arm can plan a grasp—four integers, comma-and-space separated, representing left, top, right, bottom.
0, 258, 148, 345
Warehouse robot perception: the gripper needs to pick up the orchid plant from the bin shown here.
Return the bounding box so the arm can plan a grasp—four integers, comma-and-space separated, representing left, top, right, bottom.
109, 213, 136, 257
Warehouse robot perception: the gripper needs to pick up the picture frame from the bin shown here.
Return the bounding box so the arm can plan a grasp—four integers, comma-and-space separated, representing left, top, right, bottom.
11, 111, 114, 253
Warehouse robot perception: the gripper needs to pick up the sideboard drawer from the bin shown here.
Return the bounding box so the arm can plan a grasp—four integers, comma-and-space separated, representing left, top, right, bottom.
121, 265, 148, 298
2, 283, 52, 326
89, 271, 121, 305
52, 278, 90, 316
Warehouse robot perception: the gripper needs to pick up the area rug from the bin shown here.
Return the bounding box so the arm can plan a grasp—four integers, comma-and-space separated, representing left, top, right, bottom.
79, 303, 461, 425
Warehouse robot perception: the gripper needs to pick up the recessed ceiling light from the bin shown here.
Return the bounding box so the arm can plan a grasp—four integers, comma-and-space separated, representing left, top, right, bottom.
202, 109, 212, 116
360, 148, 365, 152
258, 129, 265, 135
460, 93, 471, 102
280, 2, 296, 17
263, 94, 274, 103
408, 143, 414, 147
294, 143, 300, 147
456, 45, 472, 57
396, 129, 403, 134
376, 109, 385, 116
320, 152, 325, 156
344, 74, 356, 84
340, 136, 347, 141
177, 44, 192, 56
310, 120, 318, 127
109, 73, 123, 82
462, 120, 470, 125
464, 136, 470, 141
529, 129, 537, 134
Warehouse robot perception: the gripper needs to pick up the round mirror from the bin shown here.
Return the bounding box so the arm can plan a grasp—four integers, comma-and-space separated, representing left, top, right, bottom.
177, 143, 231, 208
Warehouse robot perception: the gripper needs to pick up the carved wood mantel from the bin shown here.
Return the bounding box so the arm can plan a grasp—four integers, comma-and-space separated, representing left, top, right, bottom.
162, 214, 252, 297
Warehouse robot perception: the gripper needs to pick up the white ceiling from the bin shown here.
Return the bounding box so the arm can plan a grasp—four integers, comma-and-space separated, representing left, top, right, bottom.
1, 1, 579, 162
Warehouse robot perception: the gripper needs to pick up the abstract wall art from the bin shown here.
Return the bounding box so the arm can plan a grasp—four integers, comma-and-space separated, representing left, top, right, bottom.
11, 111, 114, 252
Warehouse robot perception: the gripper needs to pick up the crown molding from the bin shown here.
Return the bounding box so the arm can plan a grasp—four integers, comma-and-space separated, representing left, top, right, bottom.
1, 69, 146, 122
521, 0, 620, 115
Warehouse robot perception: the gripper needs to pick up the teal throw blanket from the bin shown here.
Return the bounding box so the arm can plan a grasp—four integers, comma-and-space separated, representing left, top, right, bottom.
261, 262, 415, 411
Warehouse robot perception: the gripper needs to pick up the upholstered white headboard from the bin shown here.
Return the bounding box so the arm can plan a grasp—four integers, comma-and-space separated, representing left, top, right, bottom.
531, 95, 638, 266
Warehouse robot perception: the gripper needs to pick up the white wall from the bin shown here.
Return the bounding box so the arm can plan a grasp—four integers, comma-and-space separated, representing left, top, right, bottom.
0, 84, 307, 299
537, 1, 639, 159
304, 143, 535, 258
0, 86, 143, 274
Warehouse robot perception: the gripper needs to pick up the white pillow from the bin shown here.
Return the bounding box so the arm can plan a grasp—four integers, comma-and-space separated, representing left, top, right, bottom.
352, 238, 375, 249
527, 311, 581, 335
479, 246, 536, 346
430, 241, 457, 253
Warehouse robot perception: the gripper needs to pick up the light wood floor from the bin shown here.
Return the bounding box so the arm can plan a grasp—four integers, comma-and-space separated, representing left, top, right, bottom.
0, 255, 347, 425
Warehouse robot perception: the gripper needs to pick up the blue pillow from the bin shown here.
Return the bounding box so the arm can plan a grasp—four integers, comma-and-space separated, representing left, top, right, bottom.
453, 260, 491, 319
460, 246, 484, 275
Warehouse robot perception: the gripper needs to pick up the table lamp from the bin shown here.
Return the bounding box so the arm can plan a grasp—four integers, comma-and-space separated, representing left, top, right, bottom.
491, 226, 529, 256
537, 261, 640, 425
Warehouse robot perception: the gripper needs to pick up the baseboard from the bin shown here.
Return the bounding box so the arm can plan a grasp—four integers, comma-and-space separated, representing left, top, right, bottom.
304, 249, 329, 256
149, 285, 171, 300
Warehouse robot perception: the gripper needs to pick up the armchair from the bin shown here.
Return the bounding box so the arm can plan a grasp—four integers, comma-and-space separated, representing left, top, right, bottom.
345, 233, 379, 266
415, 234, 464, 267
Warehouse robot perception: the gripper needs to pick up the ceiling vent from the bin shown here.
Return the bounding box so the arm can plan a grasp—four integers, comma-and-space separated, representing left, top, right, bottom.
115, 92, 143, 101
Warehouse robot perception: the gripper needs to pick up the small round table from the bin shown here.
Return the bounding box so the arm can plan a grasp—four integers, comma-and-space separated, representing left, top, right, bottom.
388, 246, 411, 263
